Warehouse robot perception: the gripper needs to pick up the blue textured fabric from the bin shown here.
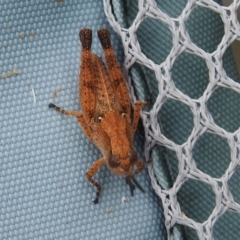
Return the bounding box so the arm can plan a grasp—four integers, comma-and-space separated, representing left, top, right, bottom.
0, 1, 165, 239
111, 0, 240, 240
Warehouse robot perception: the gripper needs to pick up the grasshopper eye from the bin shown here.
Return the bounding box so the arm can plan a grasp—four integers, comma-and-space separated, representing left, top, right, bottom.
109, 154, 120, 168
129, 150, 138, 163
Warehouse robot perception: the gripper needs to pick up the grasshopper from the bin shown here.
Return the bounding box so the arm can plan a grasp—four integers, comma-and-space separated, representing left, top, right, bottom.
49, 28, 145, 203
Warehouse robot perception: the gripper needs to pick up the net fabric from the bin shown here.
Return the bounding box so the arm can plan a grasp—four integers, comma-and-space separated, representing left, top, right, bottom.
103, 0, 240, 239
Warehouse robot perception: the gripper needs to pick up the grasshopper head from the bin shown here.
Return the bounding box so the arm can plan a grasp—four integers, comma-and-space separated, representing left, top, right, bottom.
107, 150, 145, 195
107, 150, 138, 176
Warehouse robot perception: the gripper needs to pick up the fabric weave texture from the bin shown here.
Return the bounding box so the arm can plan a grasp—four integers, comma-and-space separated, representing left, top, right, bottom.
0, 1, 164, 239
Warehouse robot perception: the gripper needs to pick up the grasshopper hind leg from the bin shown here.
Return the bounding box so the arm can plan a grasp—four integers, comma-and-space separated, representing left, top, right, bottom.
79, 28, 92, 50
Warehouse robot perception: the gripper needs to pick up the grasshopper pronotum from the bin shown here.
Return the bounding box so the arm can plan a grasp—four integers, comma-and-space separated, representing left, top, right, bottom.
49, 28, 145, 203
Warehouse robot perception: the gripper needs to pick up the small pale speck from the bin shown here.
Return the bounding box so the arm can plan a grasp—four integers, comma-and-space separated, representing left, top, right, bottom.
19, 33, 25, 39
121, 196, 126, 204
52, 87, 64, 98
2, 68, 20, 79
29, 32, 37, 37
106, 207, 113, 214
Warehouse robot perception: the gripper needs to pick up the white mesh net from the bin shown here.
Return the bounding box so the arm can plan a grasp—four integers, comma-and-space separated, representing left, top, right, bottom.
103, 0, 240, 239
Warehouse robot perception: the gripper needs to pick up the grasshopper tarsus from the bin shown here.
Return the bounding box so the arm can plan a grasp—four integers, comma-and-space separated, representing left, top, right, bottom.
92, 198, 99, 204
49, 103, 56, 108
93, 185, 101, 204
49, 103, 62, 113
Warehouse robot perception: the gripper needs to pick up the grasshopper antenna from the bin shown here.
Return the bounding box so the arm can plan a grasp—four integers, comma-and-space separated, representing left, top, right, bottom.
125, 177, 145, 196
125, 177, 135, 197
131, 177, 145, 193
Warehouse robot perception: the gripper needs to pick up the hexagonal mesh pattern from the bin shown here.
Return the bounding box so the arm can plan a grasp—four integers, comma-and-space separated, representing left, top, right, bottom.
104, 0, 240, 239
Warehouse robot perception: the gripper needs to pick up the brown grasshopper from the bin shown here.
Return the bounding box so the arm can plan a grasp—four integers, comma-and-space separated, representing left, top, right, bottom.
49, 28, 145, 203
